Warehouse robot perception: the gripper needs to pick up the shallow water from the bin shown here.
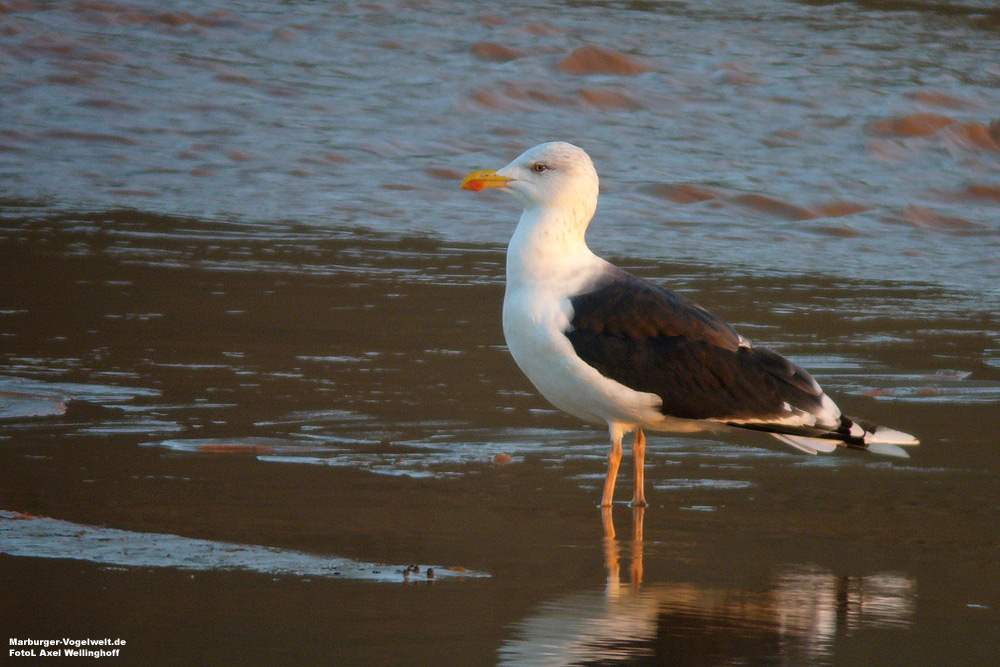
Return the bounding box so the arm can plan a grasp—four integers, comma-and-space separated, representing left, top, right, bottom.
2, 1, 999, 665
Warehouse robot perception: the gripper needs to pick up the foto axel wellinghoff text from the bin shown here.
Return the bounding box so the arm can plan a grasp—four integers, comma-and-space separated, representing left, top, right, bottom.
9, 638, 126, 658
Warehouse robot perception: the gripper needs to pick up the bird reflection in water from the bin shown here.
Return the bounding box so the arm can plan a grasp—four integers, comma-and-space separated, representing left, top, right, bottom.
602, 505, 646, 590
500, 510, 914, 666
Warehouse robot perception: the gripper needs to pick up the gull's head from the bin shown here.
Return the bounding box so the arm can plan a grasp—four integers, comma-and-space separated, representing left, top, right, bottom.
461, 142, 599, 217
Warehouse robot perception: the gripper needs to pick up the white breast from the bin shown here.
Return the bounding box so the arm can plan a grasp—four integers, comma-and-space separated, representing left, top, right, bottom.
502, 272, 664, 428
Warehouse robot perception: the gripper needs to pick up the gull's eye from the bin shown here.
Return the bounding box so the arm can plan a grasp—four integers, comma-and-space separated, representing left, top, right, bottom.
531, 162, 548, 173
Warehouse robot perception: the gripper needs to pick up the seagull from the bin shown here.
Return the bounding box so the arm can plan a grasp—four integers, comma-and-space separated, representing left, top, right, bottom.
460, 141, 918, 507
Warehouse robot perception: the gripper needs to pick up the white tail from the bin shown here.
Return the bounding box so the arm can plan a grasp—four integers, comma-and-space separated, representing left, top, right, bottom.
771, 434, 839, 455
866, 442, 912, 459
770, 422, 918, 459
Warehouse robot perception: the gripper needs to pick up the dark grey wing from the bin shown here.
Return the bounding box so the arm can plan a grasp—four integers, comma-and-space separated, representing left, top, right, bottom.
565, 268, 830, 423
569, 268, 743, 352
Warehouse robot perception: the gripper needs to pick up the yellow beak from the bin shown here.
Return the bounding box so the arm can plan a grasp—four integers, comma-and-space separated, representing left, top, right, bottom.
460, 169, 512, 192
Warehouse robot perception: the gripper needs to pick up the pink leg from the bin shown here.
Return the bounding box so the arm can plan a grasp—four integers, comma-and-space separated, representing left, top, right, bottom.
601, 433, 623, 507
631, 428, 647, 507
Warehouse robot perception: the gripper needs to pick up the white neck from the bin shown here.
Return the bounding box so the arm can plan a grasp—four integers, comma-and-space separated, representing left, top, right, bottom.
505, 205, 597, 290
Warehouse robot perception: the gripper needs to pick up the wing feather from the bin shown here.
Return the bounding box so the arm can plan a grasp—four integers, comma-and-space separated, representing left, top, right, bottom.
565, 269, 831, 424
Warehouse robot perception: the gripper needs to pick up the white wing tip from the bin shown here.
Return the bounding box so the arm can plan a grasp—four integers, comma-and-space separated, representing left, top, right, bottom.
865, 426, 920, 447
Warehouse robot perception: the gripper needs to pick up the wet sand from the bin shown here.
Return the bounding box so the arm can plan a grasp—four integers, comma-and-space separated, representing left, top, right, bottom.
2, 214, 998, 665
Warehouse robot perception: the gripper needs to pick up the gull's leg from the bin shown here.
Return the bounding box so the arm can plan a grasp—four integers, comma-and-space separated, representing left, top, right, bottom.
601, 431, 623, 507
631, 428, 647, 507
